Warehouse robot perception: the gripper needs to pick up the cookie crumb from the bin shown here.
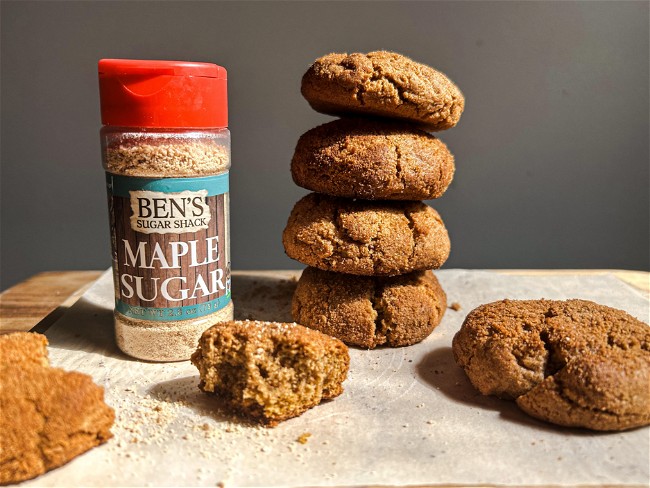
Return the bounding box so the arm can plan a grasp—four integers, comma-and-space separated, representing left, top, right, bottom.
450, 302, 462, 311
297, 432, 312, 444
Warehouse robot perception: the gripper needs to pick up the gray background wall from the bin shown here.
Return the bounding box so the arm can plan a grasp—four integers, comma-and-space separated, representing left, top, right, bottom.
1, 1, 648, 290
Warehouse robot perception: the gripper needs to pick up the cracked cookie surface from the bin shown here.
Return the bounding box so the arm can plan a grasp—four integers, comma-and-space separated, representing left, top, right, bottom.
452, 299, 650, 431
191, 320, 349, 426
282, 193, 450, 276
292, 267, 447, 348
301, 51, 464, 130
0, 333, 114, 484
291, 118, 455, 200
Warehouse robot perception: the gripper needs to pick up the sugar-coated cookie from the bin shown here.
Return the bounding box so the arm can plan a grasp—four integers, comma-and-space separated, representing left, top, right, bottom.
452, 299, 650, 431
301, 51, 464, 130
282, 193, 450, 276
291, 118, 454, 200
292, 267, 446, 348
0, 333, 114, 484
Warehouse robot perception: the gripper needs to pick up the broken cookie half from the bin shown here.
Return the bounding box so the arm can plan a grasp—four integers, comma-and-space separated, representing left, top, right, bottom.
191, 320, 350, 426
0, 332, 114, 484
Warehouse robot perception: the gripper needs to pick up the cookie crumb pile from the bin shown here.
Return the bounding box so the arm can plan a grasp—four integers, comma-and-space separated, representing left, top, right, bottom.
284, 51, 464, 348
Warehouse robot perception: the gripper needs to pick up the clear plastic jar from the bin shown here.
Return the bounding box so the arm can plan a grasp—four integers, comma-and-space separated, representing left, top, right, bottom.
99, 60, 232, 361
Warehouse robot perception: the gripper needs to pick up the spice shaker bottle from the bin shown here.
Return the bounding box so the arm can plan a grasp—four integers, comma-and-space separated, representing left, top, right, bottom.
98, 59, 233, 361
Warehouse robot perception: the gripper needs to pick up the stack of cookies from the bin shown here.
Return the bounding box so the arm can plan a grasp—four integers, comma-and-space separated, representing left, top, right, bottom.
283, 51, 464, 348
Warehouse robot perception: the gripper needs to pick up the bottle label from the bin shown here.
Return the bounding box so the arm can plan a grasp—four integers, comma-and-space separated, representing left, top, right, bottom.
107, 173, 231, 322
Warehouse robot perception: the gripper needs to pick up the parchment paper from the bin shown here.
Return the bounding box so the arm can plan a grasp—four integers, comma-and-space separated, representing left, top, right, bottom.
25, 270, 650, 487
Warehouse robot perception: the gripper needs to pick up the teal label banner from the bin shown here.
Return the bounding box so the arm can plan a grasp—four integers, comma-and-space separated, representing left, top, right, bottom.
116, 292, 231, 322
107, 172, 229, 197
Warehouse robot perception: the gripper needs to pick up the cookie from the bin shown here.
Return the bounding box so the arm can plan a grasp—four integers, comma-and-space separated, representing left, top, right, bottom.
282, 193, 450, 276
0, 333, 114, 484
292, 267, 447, 348
191, 320, 349, 426
516, 349, 650, 431
0, 331, 49, 368
291, 118, 455, 200
301, 51, 464, 130
452, 299, 650, 431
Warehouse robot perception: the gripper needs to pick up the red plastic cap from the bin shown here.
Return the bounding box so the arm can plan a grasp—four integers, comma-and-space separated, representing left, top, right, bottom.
98, 59, 227, 128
